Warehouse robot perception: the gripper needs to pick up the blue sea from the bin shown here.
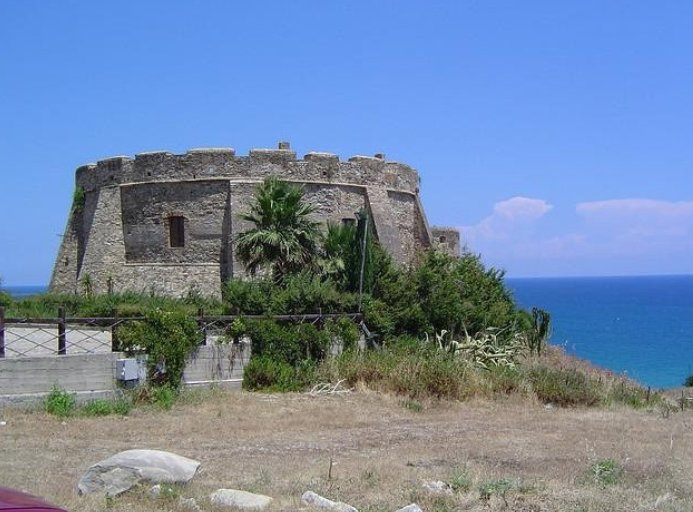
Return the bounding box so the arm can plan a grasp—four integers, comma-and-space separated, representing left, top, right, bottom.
4, 285, 48, 298
507, 275, 693, 389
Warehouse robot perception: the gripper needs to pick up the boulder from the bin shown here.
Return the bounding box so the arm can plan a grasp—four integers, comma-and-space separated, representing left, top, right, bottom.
210, 489, 273, 510
78, 449, 200, 496
301, 491, 358, 512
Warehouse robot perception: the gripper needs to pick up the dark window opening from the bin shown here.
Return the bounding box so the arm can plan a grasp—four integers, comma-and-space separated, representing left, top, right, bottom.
169, 216, 185, 248
439, 235, 447, 243
342, 218, 356, 226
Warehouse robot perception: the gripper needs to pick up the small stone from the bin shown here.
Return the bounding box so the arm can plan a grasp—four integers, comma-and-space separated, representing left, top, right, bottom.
148, 484, 162, 498
210, 489, 273, 510
421, 480, 453, 496
301, 490, 358, 512
0, 420, 6, 426
179, 497, 201, 512
396, 505, 423, 512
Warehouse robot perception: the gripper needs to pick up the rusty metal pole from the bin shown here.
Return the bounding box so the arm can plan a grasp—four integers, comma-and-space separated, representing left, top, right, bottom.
58, 306, 66, 355
0, 306, 5, 358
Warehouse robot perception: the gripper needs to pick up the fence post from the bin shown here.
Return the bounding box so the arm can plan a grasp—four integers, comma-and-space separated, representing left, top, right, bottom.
0, 306, 5, 358
58, 306, 66, 355
111, 307, 120, 352
198, 307, 206, 346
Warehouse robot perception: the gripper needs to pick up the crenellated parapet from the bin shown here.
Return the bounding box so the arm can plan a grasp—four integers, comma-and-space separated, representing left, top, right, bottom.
52, 141, 457, 298
75, 142, 420, 194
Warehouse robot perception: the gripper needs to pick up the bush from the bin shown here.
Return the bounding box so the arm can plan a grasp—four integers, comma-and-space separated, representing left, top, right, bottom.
529, 367, 601, 407
684, 373, 693, 387
44, 385, 76, 418
81, 397, 132, 416
118, 310, 201, 388
587, 458, 622, 488
243, 356, 315, 392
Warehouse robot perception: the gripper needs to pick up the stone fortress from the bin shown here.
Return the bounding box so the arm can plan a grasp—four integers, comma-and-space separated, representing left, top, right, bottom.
50, 142, 460, 298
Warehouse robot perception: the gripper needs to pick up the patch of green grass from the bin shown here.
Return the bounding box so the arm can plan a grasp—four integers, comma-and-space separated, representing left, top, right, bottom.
399, 398, 423, 413
478, 478, 513, 503
44, 385, 76, 418
81, 397, 132, 416
449, 469, 472, 493
588, 458, 622, 488
529, 367, 601, 406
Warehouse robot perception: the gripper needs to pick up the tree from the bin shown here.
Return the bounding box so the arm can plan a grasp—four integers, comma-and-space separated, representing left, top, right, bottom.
236, 177, 322, 282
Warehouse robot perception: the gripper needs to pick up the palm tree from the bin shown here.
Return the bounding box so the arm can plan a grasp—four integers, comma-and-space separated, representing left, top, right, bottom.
236, 177, 322, 282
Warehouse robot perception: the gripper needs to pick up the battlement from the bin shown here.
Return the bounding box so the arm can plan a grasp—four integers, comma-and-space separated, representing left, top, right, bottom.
75, 141, 420, 193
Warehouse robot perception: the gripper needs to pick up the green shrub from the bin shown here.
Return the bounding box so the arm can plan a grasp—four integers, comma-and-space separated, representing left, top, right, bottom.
118, 309, 201, 388
607, 380, 658, 408
81, 397, 132, 416
529, 367, 601, 406
243, 356, 314, 392
449, 469, 472, 493
479, 478, 513, 503
588, 458, 622, 488
44, 385, 76, 418
684, 373, 693, 387
132, 384, 179, 410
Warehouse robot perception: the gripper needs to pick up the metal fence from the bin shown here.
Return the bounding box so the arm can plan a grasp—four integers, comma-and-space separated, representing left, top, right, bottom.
0, 306, 361, 359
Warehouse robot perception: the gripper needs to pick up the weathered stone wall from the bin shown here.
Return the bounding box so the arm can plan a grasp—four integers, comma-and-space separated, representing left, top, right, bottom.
50, 142, 460, 297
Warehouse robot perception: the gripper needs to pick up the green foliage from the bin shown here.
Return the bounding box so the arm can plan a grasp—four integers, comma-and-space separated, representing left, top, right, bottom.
433, 328, 524, 370
0, 277, 12, 308
588, 459, 622, 488
243, 356, 315, 392
523, 307, 551, 356
72, 186, 86, 213
244, 319, 331, 366
223, 273, 358, 316
399, 398, 423, 413
236, 176, 322, 282
322, 210, 374, 293
684, 373, 693, 387
44, 385, 76, 418
7, 290, 222, 318
606, 380, 659, 408
478, 478, 513, 502
132, 384, 179, 410
449, 469, 472, 493
81, 397, 132, 416
365, 249, 522, 345
529, 367, 601, 406
118, 310, 201, 388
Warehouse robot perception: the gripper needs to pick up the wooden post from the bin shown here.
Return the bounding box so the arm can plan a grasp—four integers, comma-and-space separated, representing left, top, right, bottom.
111, 308, 119, 352
198, 307, 206, 345
58, 306, 66, 355
0, 306, 5, 358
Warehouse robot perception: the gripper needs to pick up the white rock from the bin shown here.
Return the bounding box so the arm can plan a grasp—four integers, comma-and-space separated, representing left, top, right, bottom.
210, 489, 273, 510
396, 505, 423, 512
148, 484, 162, 497
179, 497, 202, 512
421, 480, 453, 496
301, 490, 358, 512
78, 449, 200, 496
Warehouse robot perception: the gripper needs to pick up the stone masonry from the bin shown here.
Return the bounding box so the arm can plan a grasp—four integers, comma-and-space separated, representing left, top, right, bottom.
50, 142, 459, 298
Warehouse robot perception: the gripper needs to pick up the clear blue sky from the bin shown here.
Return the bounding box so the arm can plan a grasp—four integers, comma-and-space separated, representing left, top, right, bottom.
2, 1, 692, 285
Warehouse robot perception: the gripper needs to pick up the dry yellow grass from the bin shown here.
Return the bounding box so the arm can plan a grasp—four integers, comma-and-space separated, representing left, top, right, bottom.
1, 388, 693, 512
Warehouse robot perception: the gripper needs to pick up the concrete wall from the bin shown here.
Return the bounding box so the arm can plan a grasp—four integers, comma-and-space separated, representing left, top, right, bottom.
0, 343, 249, 405
50, 142, 461, 298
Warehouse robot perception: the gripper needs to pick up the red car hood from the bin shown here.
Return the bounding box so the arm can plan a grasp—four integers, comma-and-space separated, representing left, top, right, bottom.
0, 487, 67, 511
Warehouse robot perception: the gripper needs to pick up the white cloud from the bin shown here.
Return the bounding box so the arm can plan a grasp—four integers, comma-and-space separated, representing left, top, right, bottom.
458, 197, 693, 276
461, 196, 552, 241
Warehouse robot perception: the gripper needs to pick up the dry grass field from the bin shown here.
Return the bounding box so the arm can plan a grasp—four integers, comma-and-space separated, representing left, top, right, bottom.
1, 388, 693, 512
